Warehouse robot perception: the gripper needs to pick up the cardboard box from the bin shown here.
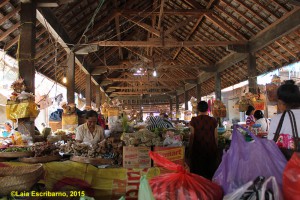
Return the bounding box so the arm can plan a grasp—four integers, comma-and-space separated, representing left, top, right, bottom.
123, 146, 151, 168
153, 146, 185, 167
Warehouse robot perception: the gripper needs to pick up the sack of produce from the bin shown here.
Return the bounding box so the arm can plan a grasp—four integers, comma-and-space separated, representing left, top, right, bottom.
149, 151, 223, 200
213, 125, 287, 194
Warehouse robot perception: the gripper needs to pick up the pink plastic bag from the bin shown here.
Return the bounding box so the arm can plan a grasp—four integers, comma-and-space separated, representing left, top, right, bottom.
149, 151, 223, 200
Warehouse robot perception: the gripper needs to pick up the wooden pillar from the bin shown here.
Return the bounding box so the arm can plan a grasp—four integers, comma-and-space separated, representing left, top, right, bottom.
18, 2, 36, 138
66, 52, 75, 104
196, 83, 201, 102
96, 86, 101, 109
248, 52, 257, 94
169, 97, 173, 119
139, 98, 143, 121
184, 89, 189, 111
85, 74, 91, 107
215, 72, 221, 100
176, 95, 179, 120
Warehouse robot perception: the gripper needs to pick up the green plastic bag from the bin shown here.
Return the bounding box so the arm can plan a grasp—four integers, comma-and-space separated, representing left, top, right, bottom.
138, 175, 155, 200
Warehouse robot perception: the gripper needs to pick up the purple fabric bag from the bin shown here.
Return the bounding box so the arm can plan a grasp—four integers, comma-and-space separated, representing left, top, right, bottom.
213, 125, 287, 194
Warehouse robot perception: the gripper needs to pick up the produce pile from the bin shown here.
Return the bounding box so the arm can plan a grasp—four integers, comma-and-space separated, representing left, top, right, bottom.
30, 142, 59, 157
0, 146, 30, 152
122, 128, 190, 147
122, 129, 162, 147
59, 138, 123, 165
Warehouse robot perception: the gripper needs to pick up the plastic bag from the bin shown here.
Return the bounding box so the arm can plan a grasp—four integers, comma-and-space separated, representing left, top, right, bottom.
213, 125, 287, 194
224, 176, 282, 200
283, 153, 300, 200
138, 175, 155, 200
223, 181, 253, 200
149, 151, 223, 200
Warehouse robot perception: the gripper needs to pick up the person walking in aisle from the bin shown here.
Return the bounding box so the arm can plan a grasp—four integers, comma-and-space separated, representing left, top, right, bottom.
188, 101, 218, 180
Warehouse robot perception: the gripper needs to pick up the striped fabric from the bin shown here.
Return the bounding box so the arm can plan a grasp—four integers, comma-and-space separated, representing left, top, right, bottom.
146, 116, 174, 131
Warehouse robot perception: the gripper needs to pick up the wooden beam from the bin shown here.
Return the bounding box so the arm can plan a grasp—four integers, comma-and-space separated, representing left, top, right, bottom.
0, 0, 9, 9
91, 63, 216, 74
249, 8, 300, 52
157, 0, 165, 31
109, 86, 175, 90
215, 72, 221, 100
66, 52, 75, 104
112, 92, 168, 95
115, 15, 123, 60
90, 39, 246, 47
247, 52, 258, 94
121, 9, 213, 16
86, 74, 91, 107
107, 77, 196, 82
121, 14, 161, 37
18, 1, 36, 140
124, 47, 152, 61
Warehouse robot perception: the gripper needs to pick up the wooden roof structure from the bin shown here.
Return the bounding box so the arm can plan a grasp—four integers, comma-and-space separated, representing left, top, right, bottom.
0, 0, 299, 112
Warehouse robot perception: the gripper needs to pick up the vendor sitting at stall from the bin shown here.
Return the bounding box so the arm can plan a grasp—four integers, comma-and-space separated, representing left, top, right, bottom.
1, 121, 14, 138
75, 110, 105, 145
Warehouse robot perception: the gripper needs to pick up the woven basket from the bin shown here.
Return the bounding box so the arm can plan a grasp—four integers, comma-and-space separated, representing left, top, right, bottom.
19, 155, 61, 163
0, 151, 33, 158
212, 109, 227, 118
71, 156, 114, 165
0, 164, 44, 195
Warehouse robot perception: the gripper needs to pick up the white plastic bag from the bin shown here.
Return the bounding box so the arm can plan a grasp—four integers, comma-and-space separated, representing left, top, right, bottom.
224, 176, 283, 200
223, 181, 253, 200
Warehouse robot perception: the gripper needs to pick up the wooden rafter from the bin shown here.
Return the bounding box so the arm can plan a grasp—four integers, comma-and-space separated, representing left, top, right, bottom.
121, 14, 160, 37
275, 41, 298, 58
220, 0, 264, 31
0, 22, 20, 41
0, 0, 9, 9
205, 13, 246, 41
0, 6, 20, 26
90, 39, 246, 47
121, 9, 213, 16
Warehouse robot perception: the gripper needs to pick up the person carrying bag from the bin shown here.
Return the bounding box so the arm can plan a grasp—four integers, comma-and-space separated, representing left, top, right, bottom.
273, 110, 300, 160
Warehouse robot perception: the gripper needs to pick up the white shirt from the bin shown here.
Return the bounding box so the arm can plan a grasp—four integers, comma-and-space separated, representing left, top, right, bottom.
268, 109, 300, 140
75, 123, 104, 145
255, 118, 270, 132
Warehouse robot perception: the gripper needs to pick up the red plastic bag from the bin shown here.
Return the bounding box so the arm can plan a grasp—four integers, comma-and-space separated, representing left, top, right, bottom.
149, 151, 223, 200
283, 153, 300, 200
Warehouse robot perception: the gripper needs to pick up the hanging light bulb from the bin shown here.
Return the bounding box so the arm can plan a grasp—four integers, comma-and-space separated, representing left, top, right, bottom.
62, 76, 67, 83
153, 69, 157, 77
